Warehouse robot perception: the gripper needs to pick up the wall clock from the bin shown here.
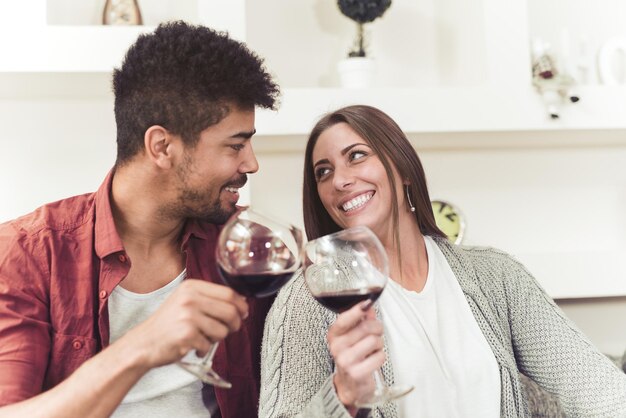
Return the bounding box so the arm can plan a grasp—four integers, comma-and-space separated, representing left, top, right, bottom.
431, 200, 465, 244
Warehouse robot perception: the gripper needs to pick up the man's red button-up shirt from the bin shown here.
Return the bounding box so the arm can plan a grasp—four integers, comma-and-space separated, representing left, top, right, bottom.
0, 171, 272, 417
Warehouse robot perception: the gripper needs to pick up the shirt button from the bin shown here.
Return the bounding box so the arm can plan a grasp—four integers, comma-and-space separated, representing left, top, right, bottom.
118, 254, 127, 263
72, 340, 83, 350
99, 290, 107, 299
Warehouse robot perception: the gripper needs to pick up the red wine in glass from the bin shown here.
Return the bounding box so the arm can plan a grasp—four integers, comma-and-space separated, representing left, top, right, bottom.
216, 220, 298, 297
218, 268, 295, 298
314, 286, 384, 313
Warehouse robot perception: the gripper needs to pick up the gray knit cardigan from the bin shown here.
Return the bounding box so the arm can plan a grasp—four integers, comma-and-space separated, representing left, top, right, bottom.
260, 238, 626, 417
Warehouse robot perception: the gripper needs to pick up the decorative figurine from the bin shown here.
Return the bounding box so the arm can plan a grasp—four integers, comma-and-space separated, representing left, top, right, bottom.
103, 0, 142, 26
531, 38, 580, 120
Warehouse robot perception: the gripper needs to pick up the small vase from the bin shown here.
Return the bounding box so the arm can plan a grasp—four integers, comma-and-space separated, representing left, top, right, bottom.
337, 57, 375, 89
103, 0, 143, 26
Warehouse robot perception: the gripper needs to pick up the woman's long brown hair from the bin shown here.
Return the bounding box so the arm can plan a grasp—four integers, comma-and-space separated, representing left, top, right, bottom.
302, 105, 445, 259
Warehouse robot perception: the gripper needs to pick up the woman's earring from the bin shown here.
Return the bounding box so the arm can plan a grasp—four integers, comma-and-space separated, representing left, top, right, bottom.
405, 185, 416, 213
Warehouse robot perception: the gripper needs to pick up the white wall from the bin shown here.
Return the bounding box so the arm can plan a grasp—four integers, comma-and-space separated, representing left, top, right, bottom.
1, 0, 625, 355
245, 0, 489, 88
0, 74, 115, 220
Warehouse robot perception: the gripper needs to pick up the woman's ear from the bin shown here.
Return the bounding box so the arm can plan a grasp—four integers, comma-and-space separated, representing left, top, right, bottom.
144, 125, 176, 169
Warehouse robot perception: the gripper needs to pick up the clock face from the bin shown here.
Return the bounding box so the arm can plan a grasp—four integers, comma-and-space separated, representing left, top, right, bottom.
431, 200, 465, 245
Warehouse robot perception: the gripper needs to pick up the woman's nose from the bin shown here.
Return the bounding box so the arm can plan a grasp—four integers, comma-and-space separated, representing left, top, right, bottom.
332, 166, 354, 190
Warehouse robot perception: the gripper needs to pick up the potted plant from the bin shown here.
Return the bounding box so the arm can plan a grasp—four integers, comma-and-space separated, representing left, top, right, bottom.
336, 0, 392, 88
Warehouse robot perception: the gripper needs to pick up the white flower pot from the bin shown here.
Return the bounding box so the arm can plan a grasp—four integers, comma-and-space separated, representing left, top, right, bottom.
337, 57, 375, 88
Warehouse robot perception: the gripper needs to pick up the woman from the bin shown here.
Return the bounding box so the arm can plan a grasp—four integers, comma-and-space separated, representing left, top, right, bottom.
259, 105, 626, 417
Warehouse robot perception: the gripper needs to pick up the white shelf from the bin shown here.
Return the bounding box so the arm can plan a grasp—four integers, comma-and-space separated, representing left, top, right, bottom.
0, 0, 245, 73
0, 73, 623, 139
256, 86, 626, 137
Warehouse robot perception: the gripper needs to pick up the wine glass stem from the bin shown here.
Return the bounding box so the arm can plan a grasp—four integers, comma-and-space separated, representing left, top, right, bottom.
200, 343, 219, 368
373, 369, 386, 392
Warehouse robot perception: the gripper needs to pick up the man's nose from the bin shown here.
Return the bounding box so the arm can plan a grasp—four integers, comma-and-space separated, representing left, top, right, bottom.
241, 146, 259, 174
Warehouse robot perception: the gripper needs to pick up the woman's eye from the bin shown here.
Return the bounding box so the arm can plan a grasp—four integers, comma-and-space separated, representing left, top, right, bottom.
349, 150, 367, 161
315, 167, 331, 180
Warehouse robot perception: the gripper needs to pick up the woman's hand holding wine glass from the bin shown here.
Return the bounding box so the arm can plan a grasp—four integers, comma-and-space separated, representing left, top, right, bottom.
304, 226, 413, 409
327, 301, 386, 412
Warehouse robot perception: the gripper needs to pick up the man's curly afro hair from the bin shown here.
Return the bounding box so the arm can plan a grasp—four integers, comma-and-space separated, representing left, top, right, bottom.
113, 21, 280, 165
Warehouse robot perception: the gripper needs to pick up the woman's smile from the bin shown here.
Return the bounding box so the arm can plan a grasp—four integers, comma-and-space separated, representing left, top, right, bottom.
338, 191, 375, 214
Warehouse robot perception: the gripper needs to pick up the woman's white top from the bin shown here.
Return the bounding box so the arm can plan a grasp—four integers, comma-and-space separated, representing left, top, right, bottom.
378, 236, 501, 417
108, 269, 216, 418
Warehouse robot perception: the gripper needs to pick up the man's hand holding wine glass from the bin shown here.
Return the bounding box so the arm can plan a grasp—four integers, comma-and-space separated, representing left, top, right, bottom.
121, 279, 249, 369
178, 208, 303, 387
328, 301, 386, 413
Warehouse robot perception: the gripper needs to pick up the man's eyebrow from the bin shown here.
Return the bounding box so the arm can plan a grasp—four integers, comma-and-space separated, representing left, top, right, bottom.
230, 129, 256, 139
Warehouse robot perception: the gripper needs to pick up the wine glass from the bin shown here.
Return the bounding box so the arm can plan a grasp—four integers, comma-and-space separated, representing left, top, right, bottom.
178, 207, 303, 388
303, 225, 413, 408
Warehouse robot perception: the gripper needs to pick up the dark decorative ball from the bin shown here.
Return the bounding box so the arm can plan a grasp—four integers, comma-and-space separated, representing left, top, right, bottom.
337, 0, 392, 24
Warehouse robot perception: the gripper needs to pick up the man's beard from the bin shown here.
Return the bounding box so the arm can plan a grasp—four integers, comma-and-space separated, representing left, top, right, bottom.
165, 152, 246, 224
179, 189, 236, 224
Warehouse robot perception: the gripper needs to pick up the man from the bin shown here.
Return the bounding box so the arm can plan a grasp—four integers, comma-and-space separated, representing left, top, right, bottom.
0, 21, 279, 417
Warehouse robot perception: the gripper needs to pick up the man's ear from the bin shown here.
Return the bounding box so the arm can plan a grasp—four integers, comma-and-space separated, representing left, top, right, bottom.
144, 125, 176, 169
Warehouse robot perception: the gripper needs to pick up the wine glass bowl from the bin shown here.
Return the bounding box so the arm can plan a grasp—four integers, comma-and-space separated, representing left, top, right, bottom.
178, 208, 303, 388
304, 226, 387, 313
216, 213, 302, 297
303, 225, 413, 408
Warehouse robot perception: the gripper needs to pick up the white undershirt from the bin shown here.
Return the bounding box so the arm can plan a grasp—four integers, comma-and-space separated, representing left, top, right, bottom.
108, 269, 217, 418
378, 236, 501, 417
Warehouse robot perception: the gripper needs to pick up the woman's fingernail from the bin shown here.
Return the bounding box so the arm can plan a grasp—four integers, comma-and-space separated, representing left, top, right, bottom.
360, 300, 373, 311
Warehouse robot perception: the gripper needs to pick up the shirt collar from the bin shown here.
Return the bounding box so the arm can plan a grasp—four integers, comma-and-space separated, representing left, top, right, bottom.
94, 169, 212, 259
94, 169, 125, 259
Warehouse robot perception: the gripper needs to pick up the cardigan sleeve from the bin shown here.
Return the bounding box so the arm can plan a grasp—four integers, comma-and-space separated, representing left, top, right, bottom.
259, 272, 355, 418
502, 255, 626, 416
